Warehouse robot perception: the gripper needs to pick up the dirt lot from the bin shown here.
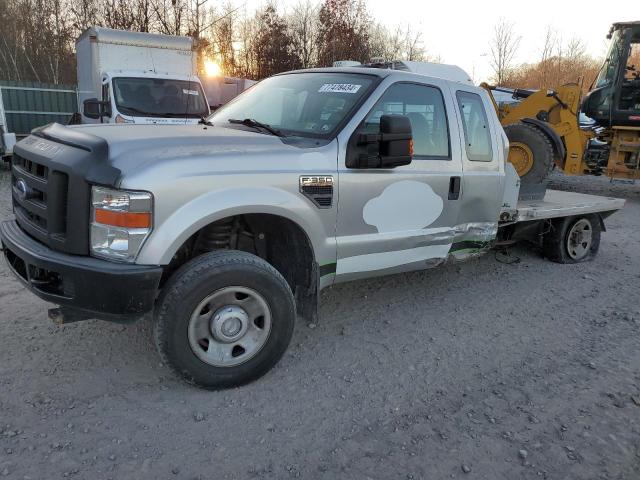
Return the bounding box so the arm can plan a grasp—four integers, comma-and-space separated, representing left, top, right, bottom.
0, 165, 639, 480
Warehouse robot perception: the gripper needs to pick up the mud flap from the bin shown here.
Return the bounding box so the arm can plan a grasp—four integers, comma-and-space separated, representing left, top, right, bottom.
295, 262, 319, 323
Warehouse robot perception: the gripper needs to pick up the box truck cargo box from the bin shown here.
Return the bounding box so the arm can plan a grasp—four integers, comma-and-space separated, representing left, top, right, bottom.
76, 27, 209, 125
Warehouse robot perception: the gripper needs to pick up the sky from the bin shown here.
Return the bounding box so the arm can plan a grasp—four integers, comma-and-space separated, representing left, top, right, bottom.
238, 0, 637, 83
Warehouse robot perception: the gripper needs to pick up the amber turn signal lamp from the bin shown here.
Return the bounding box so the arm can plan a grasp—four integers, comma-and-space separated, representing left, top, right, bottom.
94, 209, 151, 228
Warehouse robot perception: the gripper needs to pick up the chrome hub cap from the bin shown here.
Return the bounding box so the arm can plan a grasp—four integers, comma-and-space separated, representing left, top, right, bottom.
188, 286, 272, 367
211, 305, 249, 343
567, 219, 593, 260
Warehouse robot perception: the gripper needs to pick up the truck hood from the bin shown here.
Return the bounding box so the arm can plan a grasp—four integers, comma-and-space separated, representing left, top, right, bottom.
67, 123, 300, 174
23, 122, 336, 195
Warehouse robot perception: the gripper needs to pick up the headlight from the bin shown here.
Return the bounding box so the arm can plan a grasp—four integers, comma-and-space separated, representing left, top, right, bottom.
115, 114, 134, 124
90, 186, 153, 262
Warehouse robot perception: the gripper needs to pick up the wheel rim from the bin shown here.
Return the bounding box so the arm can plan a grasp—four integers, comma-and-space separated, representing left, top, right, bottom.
188, 286, 272, 367
508, 142, 535, 177
566, 218, 593, 260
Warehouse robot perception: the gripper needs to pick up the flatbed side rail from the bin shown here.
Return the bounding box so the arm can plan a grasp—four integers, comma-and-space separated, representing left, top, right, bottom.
514, 189, 625, 222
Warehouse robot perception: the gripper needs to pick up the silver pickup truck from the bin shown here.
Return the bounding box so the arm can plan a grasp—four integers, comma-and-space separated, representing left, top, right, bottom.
0, 63, 624, 389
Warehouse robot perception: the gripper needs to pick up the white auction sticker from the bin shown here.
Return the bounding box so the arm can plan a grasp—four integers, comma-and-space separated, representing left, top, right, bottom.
318, 84, 362, 94
182, 89, 199, 96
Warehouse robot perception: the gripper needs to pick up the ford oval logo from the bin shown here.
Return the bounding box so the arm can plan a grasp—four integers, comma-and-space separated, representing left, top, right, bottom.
15, 179, 28, 201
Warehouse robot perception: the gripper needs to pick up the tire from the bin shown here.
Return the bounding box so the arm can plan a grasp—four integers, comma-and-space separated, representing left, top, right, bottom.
542, 215, 601, 264
154, 250, 296, 389
503, 122, 555, 184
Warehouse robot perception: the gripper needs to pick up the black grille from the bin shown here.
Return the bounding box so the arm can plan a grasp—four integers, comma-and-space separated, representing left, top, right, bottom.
14, 155, 50, 178
12, 153, 70, 247
10, 123, 112, 255
14, 203, 47, 230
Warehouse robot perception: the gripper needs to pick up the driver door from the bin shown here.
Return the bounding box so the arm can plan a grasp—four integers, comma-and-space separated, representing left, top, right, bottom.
334, 80, 464, 283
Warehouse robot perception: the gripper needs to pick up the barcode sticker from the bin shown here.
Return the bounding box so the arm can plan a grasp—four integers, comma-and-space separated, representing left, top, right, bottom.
318, 84, 362, 94
182, 89, 199, 96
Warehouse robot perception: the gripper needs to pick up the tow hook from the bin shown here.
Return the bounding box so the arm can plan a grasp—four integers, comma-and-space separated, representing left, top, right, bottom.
48, 308, 63, 324
48, 307, 89, 325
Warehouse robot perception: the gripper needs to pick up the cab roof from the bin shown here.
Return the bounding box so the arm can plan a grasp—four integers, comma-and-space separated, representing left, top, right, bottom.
280, 61, 474, 85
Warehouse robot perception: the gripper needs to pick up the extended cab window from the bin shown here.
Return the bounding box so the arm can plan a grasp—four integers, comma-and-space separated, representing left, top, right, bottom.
362, 83, 450, 159
207, 72, 375, 138
456, 91, 493, 162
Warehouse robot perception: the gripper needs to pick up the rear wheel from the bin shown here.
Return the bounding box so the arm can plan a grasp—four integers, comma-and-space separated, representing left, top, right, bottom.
503, 122, 555, 184
543, 215, 601, 263
154, 250, 296, 389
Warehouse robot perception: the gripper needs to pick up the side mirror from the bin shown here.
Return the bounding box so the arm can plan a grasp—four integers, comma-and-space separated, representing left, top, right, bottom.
348, 114, 413, 168
83, 98, 111, 119
378, 115, 413, 167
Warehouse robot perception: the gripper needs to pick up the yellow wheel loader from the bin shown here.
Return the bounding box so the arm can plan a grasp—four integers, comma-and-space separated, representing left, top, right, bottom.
482, 21, 640, 185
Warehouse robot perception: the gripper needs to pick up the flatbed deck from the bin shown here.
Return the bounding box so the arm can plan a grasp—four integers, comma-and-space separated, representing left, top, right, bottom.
515, 189, 625, 222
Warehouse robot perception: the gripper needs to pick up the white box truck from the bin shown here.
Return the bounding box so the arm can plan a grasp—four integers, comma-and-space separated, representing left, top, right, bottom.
76, 27, 210, 125
200, 76, 257, 110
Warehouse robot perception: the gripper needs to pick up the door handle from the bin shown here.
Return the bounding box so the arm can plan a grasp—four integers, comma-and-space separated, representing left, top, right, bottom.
448, 176, 461, 200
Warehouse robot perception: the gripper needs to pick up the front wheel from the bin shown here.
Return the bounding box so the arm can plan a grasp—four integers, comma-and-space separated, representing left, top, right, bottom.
542, 215, 601, 263
154, 250, 296, 389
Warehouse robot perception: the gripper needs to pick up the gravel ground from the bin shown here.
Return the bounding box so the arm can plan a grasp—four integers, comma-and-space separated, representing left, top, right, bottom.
1, 164, 639, 480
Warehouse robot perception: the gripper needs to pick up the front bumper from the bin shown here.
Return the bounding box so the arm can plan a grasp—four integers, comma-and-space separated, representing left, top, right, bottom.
0, 220, 163, 323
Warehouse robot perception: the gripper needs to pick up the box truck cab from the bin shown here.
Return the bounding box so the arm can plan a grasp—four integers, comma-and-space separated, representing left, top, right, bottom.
76, 27, 209, 125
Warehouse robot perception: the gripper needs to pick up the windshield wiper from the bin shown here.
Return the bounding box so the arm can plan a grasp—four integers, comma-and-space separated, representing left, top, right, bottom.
199, 116, 213, 126
228, 118, 285, 137
119, 106, 156, 116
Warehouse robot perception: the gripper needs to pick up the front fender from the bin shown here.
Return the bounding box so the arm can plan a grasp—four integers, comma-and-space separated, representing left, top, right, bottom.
136, 186, 335, 266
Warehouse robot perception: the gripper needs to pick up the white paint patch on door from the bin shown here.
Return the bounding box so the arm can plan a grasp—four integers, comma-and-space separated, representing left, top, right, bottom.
336, 243, 451, 275
363, 180, 444, 233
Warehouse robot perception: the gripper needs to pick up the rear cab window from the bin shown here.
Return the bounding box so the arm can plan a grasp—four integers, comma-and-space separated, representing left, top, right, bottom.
456, 91, 493, 162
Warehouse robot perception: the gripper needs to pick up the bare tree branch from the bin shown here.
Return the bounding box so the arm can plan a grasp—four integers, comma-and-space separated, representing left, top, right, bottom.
490, 18, 521, 85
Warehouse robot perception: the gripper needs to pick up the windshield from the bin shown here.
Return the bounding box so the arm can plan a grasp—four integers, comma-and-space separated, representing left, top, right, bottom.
112, 77, 209, 118
207, 72, 377, 137
595, 30, 625, 89
624, 42, 640, 81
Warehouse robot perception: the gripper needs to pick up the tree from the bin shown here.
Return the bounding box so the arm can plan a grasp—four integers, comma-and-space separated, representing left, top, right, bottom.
250, 4, 300, 79
403, 25, 426, 61
316, 0, 371, 66
69, 0, 101, 34
288, 0, 319, 69
201, 3, 237, 76
538, 26, 557, 86
369, 23, 438, 64
0, 0, 597, 90
503, 35, 601, 93
152, 0, 186, 35
102, 0, 137, 30
0, 0, 76, 83
235, 12, 256, 78
490, 18, 521, 86
132, 0, 154, 32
